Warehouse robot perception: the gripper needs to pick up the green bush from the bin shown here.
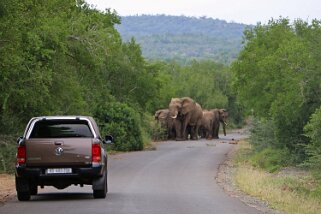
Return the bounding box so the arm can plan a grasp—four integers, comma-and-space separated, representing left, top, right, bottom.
95, 102, 144, 151
249, 118, 292, 172
250, 147, 291, 172
304, 106, 321, 179
249, 118, 279, 150
0, 135, 16, 174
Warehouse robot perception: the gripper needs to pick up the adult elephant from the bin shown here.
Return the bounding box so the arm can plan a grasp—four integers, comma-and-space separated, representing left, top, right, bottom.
200, 110, 215, 140
211, 109, 228, 139
169, 97, 203, 140
154, 109, 181, 140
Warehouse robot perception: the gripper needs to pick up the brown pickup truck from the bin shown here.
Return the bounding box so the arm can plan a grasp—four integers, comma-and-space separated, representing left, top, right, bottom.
15, 116, 113, 201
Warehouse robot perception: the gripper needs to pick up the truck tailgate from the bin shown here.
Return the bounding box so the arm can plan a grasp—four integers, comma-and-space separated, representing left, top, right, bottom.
26, 138, 93, 167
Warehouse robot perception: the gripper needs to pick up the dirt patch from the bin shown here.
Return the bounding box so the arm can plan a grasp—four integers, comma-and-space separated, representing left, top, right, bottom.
216, 145, 284, 214
0, 174, 15, 205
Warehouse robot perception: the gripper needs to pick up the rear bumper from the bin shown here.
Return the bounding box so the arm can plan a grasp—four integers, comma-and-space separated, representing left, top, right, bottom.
16, 164, 103, 177
16, 164, 105, 187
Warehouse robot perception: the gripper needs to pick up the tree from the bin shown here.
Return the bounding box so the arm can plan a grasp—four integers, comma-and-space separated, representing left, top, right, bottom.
232, 18, 321, 161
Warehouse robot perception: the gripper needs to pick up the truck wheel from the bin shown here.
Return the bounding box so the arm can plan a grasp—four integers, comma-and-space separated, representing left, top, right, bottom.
93, 171, 107, 199
16, 177, 31, 201
17, 191, 31, 201
30, 185, 38, 195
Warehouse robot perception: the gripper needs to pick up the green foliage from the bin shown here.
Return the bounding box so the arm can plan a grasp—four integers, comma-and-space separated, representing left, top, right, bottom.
0, 136, 16, 173
117, 15, 247, 64
95, 102, 144, 151
304, 107, 321, 177
0, 0, 122, 133
154, 60, 237, 110
249, 147, 291, 173
232, 18, 321, 163
106, 38, 161, 112
249, 118, 278, 151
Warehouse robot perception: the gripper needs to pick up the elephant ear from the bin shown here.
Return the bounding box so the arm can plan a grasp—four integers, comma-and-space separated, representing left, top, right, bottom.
154, 110, 161, 119
181, 97, 195, 115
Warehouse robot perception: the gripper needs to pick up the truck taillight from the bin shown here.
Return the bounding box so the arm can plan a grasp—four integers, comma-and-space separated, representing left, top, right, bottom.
92, 144, 101, 163
17, 145, 26, 164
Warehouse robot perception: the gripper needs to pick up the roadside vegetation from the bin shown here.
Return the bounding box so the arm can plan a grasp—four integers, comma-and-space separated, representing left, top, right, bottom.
230, 17, 321, 212
231, 18, 321, 186
234, 141, 321, 214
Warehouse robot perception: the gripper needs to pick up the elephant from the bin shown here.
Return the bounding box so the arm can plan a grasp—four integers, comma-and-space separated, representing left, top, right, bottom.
200, 110, 215, 140
210, 109, 228, 139
154, 109, 169, 128
154, 108, 182, 140
168, 97, 203, 140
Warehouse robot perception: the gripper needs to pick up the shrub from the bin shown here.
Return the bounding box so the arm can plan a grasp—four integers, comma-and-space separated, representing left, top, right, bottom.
95, 102, 144, 151
304, 106, 321, 179
249, 118, 292, 172
250, 147, 291, 172
0, 135, 16, 173
249, 118, 278, 151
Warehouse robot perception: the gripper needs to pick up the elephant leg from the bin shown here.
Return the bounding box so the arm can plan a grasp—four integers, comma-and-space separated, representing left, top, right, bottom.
213, 127, 219, 139
191, 125, 200, 140
175, 120, 184, 141
206, 128, 213, 140
189, 126, 196, 140
181, 114, 192, 140
212, 121, 219, 139
207, 122, 213, 140
216, 123, 220, 138
182, 122, 188, 140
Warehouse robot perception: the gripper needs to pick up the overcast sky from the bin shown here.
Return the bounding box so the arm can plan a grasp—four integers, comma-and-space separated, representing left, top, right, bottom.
85, 0, 321, 25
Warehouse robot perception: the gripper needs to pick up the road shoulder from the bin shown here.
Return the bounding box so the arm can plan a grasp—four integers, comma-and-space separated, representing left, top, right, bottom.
0, 174, 15, 205
216, 142, 284, 214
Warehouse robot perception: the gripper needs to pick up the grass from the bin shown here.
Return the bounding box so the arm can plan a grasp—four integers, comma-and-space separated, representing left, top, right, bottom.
233, 141, 321, 214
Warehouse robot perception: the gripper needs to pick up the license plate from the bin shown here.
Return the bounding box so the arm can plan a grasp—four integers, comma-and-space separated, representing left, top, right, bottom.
46, 168, 72, 174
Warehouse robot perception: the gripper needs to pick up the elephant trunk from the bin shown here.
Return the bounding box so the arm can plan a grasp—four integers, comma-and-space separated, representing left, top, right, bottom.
170, 110, 178, 119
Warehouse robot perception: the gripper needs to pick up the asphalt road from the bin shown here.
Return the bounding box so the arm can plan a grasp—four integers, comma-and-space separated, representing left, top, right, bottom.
0, 131, 261, 214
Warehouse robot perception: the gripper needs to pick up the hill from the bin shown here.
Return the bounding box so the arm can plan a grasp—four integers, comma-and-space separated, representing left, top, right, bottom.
116, 15, 249, 64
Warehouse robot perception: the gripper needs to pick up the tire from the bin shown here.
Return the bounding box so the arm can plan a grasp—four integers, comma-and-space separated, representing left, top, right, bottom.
16, 177, 31, 201
17, 191, 30, 201
30, 185, 38, 195
93, 171, 107, 199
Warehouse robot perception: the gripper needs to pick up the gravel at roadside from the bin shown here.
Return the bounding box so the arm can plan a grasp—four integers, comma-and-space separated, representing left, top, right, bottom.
216, 144, 285, 214
0, 174, 15, 205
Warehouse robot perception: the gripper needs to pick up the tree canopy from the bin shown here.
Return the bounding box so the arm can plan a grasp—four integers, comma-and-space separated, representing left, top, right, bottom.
232, 18, 321, 162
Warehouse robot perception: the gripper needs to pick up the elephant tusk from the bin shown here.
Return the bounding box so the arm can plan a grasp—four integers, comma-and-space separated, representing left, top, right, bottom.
171, 115, 177, 119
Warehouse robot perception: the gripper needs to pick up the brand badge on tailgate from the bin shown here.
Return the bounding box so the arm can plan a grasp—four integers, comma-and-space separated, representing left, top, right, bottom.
55, 147, 64, 156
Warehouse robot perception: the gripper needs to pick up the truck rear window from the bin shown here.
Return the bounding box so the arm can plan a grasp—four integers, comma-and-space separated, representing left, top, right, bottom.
30, 120, 94, 138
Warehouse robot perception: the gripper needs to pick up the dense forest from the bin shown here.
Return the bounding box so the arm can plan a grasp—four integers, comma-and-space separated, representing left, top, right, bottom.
116, 15, 247, 64
0, 0, 321, 184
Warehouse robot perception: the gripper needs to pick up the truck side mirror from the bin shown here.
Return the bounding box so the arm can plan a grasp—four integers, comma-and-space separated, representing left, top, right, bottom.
103, 135, 114, 144
16, 136, 24, 145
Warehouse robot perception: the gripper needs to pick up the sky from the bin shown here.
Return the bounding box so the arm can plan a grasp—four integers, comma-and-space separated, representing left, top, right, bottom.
85, 0, 321, 25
